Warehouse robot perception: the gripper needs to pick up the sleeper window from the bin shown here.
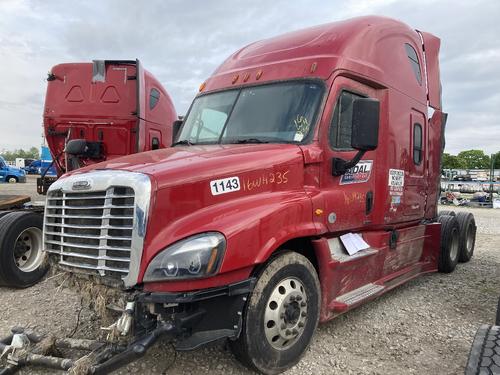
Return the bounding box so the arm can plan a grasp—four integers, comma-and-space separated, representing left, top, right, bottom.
330, 91, 364, 150
413, 123, 423, 165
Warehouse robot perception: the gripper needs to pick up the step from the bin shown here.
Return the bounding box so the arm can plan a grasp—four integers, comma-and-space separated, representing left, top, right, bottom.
332, 248, 379, 263
333, 283, 385, 308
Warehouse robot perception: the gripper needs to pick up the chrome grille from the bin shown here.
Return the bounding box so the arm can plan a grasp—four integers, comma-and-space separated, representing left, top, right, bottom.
44, 186, 135, 279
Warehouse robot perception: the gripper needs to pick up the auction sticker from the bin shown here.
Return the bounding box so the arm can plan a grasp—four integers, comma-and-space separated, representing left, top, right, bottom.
210, 176, 240, 196
388, 169, 404, 196
339, 160, 373, 185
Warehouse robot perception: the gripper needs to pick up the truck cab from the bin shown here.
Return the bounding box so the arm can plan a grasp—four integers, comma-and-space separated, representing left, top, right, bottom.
43, 59, 177, 177
37, 17, 472, 375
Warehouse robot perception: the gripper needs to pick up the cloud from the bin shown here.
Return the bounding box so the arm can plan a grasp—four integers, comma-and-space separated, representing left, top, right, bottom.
0, 0, 498, 154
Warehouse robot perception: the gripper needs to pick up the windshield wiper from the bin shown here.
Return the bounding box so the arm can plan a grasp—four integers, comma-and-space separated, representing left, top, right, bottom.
172, 140, 195, 146
233, 138, 270, 144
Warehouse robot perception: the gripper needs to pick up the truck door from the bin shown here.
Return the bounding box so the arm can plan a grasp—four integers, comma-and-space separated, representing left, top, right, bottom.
319, 77, 382, 233
403, 110, 426, 219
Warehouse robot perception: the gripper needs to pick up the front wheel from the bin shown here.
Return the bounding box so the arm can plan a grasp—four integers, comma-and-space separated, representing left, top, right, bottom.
7, 176, 18, 183
230, 252, 320, 374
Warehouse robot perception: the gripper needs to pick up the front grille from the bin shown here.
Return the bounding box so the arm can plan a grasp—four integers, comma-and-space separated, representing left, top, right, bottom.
44, 186, 135, 279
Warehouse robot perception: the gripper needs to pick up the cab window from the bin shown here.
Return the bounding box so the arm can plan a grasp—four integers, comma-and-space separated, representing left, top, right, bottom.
149, 88, 160, 110
405, 44, 422, 85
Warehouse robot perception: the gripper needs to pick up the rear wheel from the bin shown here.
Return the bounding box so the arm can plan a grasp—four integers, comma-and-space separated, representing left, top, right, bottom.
0, 211, 47, 288
456, 212, 476, 262
437, 214, 460, 273
230, 252, 320, 374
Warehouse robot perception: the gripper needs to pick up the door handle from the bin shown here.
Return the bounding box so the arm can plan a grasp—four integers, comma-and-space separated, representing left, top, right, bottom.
366, 190, 374, 215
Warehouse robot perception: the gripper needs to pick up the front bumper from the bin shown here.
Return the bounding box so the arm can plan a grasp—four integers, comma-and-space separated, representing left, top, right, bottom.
17, 176, 26, 183
0, 278, 255, 374
138, 277, 255, 350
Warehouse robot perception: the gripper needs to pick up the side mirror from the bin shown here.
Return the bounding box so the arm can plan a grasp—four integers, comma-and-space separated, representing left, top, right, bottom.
332, 97, 380, 176
351, 98, 380, 151
172, 119, 183, 144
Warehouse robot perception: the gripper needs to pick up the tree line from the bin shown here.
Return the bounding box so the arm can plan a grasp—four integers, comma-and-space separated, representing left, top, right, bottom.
1, 147, 498, 170
0, 147, 40, 161
443, 150, 500, 170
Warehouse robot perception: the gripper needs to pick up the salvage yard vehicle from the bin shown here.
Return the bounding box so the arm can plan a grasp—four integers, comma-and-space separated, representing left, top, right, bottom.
0, 16, 477, 374
0, 59, 176, 288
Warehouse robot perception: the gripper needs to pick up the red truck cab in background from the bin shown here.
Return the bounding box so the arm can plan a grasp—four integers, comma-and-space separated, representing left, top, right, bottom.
43, 59, 176, 179
20, 16, 475, 374
0, 59, 177, 292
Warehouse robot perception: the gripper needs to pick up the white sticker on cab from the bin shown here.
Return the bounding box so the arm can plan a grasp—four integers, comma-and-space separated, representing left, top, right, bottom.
210, 176, 241, 196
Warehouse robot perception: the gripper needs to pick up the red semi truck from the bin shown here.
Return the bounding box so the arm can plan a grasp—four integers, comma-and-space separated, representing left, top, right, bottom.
0, 59, 176, 288
0, 17, 476, 374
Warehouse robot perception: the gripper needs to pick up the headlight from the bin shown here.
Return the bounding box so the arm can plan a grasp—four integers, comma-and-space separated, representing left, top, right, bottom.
143, 232, 226, 281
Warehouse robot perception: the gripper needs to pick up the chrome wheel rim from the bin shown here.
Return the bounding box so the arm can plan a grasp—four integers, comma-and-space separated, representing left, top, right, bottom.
264, 277, 308, 350
449, 228, 459, 262
8, 177, 16, 183
14, 227, 43, 272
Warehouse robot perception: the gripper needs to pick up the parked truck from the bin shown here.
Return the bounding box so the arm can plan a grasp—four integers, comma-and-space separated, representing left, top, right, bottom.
0, 17, 477, 374
0, 59, 176, 288
0, 156, 26, 184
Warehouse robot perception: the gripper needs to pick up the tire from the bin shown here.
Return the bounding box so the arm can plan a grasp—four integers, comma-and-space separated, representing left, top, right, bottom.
465, 325, 500, 375
7, 176, 18, 183
438, 210, 455, 217
230, 252, 320, 374
456, 212, 476, 263
0, 211, 48, 288
437, 214, 460, 273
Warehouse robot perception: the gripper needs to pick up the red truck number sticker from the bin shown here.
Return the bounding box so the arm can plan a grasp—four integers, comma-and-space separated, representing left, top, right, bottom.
339, 160, 373, 185
210, 176, 241, 196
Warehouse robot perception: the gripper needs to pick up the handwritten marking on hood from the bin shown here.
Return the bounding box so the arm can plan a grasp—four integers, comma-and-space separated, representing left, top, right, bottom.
242, 170, 290, 191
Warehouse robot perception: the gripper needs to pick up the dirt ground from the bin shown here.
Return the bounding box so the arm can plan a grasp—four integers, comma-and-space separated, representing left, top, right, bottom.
0, 178, 499, 374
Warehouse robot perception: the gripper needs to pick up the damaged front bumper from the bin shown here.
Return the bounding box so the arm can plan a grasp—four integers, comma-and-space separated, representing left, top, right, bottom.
0, 278, 255, 374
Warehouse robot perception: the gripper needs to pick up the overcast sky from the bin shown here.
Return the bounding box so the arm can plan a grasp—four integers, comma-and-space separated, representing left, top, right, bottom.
0, 0, 498, 155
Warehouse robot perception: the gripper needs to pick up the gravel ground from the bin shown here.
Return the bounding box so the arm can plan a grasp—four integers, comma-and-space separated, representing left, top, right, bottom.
0, 178, 499, 374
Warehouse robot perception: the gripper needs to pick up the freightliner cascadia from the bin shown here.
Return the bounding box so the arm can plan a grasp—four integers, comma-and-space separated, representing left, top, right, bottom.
0, 17, 476, 374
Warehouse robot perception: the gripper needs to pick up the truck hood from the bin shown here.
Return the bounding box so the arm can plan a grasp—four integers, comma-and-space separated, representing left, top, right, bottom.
73, 144, 305, 190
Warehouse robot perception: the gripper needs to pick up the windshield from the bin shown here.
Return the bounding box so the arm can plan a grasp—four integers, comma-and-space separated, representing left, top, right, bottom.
176, 81, 323, 145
